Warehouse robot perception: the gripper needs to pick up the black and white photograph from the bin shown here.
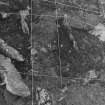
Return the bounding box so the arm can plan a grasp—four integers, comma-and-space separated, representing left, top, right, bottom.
0, 0, 32, 105
1, 0, 105, 105
32, 0, 105, 105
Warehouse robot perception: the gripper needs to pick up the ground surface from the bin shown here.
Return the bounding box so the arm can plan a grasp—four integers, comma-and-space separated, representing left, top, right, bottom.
0, 0, 31, 105
1, 0, 105, 105
32, 0, 105, 105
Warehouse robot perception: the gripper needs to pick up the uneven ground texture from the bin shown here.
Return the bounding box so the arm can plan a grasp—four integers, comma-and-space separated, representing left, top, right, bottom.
32, 0, 105, 105
1, 0, 105, 105
0, 0, 32, 105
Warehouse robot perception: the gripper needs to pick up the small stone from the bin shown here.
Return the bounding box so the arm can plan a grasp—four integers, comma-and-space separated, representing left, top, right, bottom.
31, 48, 38, 55
40, 47, 48, 53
